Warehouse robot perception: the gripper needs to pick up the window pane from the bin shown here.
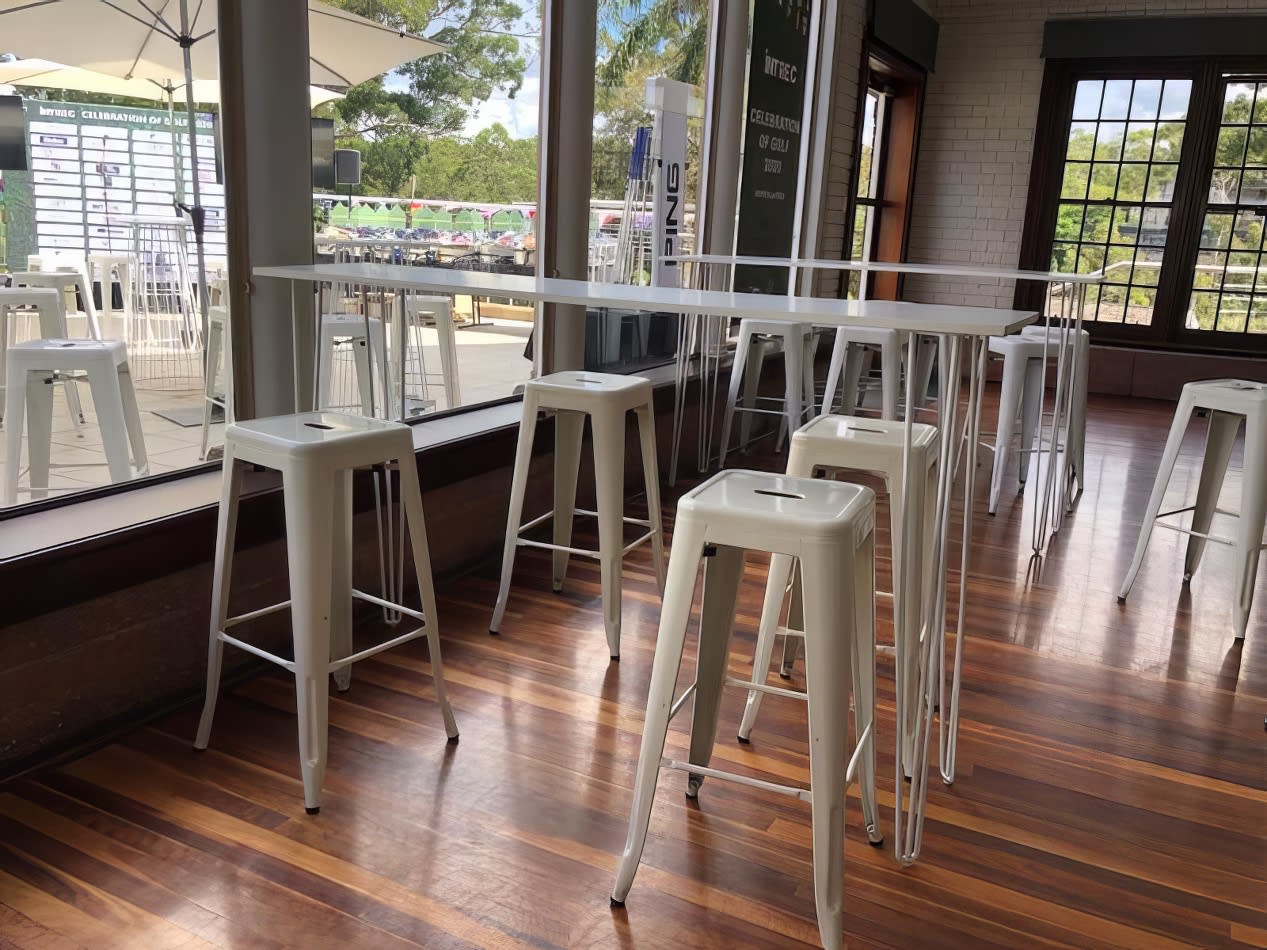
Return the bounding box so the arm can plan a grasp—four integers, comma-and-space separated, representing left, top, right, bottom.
1089, 162, 1119, 198
1095, 122, 1125, 160
1217, 294, 1251, 332
1133, 247, 1164, 286
1072, 81, 1104, 120
1123, 123, 1155, 160
1146, 163, 1178, 201
1250, 296, 1267, 332
1188, 290, 1218, 330
1106, 244, 1135, 282
1061, 162, 1090, 199
1242, 168, 1267, 203
1223, 82, 1256, 123
1255, 84, 1267, 125
1152, 121, 1185, 161
1160, 79, 1192, 120
1116, 164, 1147, 202
1127, 286, 1156, 324
1216, 126, 1248, 166
1130, 80, 1163, 120
1055, 204, 1084, 241
1102, 80, 1133, 120
1077, 244, 1106, 274
1210, 168, 1241, 204
1201, 212, 1235, 249
1067, 122, 1096, 160
1247, 127, 1267, 166
1195, 251, 1227, 289
1082, 206, 1111, 242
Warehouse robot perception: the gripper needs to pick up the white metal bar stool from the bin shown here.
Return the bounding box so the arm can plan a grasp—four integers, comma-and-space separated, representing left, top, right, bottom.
194, 411, 459, 813
11, 270, 101, 341
737, 415, 938, 776
0, 288, 84, 426
3, 339, 148, 504
610, 470, 881, 950
404, 294, 461, 409
1118, 379, 1267, 639
490, 370, 666, 660
318, 312, 394, 418
718, 319, 816, 465
820, 326, 903, 420
987, 326, 1089, 516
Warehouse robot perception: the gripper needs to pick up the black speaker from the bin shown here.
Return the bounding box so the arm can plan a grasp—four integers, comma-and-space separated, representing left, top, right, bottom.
334, 148, 361, 187
0, 95, 28, 172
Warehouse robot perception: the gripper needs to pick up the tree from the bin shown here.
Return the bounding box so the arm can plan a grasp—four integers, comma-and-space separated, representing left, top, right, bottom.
597, 0, 708, 89
327, 0, 531, 140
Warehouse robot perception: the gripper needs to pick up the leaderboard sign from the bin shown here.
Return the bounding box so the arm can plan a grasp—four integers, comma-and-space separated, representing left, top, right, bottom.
734, 0, 811, 295
6, 98, 224, 263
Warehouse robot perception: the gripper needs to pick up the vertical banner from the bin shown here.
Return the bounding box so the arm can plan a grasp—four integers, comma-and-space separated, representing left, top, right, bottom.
648, 77, 692, 289
734, 0, 812, 295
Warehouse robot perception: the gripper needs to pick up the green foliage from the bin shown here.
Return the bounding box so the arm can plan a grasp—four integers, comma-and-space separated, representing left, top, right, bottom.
597, 0, 708, 89
326, 0, 530, 139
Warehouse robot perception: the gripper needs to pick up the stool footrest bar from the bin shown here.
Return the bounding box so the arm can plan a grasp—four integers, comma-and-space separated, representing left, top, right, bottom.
661, 758, 812, 803
845, 722, 873, 785
669, 682, 697, 720
224, 600, 293, 629
329, 626, 428, 671
725, 675, 807, 702
350, 589, 426, 622
217, 632, 295, 672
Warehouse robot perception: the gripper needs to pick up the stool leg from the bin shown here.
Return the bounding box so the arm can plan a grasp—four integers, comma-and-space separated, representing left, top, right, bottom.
552, 409, 585, 592
880, 340, 899, 421
397, 444, 459, 739
777, 328, 805, 449
491, 394, 538, 633
634, 402, 666, 593
200, 320, 223, 460
718, 327, 752, 467
1018, 355, 1044, 488
1233, 413, 1267, 639
1119, 392, 1194, 601
85, 362, 133, 484
283, 467, 336, 814
913, 335, 936, 411
687, 542, 745, 797
800, 544, 855, 950
739, 336, 766, 452
26, 370, 54, 500
352, 337, 374, 417
820, 328, 848, 416
116, 362, 147, 475
841, 345, 866, 416
318, 330, 334, 409
195, 450, 243, 749
989, 350, 1026, 515
782, 565, 805, 675
3, 369, 27, 505
851, 530, 882, 845
1185, 410, 1240, 582
738, 551, 795, 742
611, 518, 708, 905
802, 333, 816, 423
592, 406, 628, 660
1070, 338, 1089, 495
331, 470, 354, 693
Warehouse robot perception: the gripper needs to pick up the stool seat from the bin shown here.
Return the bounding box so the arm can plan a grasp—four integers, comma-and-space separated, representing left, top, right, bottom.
530, 369, 650, 402
1119, 378, 1267, 639
679, 468, 874, 545
11, 337, 125, 363
196, 410, 458, 812
612, 469, 880, 950
491, 370, 665, 659
794, 413, 937, 468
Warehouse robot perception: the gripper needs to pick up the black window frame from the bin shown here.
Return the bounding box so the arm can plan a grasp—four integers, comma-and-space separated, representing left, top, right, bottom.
1019, 55, 1267, 355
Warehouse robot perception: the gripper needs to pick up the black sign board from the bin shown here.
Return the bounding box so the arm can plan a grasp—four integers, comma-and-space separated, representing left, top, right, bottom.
734, 0, 812, 295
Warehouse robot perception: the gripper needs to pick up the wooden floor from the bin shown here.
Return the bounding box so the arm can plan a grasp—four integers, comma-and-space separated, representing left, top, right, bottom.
1, 391, 1265, 949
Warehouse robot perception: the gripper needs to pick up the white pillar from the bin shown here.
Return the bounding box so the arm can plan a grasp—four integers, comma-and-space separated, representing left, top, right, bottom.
537, 0, 597, 374
217, 0, 315, 418
697, 0, 749, 259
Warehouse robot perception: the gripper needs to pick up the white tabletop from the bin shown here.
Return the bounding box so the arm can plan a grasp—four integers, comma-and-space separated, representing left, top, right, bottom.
663, 254, 1105, 285
254, 263, 1038, 336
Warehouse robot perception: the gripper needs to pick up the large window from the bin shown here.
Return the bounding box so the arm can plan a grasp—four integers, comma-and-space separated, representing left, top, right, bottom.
1022, 57, 1267, 352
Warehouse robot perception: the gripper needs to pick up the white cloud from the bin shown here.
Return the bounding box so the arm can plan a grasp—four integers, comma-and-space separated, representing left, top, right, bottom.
462, 75, 539, 139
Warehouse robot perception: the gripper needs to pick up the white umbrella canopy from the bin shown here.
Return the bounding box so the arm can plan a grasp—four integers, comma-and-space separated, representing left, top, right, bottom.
0, 58, 345, 108
0, 0, 445, 88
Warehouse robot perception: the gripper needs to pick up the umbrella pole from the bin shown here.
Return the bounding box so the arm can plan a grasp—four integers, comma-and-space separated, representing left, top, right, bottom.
179, 0, 212, 413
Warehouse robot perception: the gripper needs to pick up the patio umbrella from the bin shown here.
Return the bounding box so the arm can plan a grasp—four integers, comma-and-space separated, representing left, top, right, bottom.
0, 0, 445, 345
0, 58, 346, 108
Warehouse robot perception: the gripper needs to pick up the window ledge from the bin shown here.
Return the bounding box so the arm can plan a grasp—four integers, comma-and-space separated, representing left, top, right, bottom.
0, 400, 525, 564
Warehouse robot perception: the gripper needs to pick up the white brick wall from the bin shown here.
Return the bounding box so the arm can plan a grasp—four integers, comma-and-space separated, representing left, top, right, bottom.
862, 0, 1267, 308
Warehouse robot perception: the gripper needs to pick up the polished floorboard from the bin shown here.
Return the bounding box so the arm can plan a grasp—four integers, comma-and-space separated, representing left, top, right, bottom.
0, 391, 1264, 949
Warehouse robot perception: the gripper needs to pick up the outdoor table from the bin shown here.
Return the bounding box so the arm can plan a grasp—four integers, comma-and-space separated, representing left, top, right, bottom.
255, 261, 1038, 866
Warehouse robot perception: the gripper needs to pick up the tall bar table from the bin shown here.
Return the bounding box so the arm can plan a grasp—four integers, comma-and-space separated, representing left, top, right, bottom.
255, 262, 1038, 865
